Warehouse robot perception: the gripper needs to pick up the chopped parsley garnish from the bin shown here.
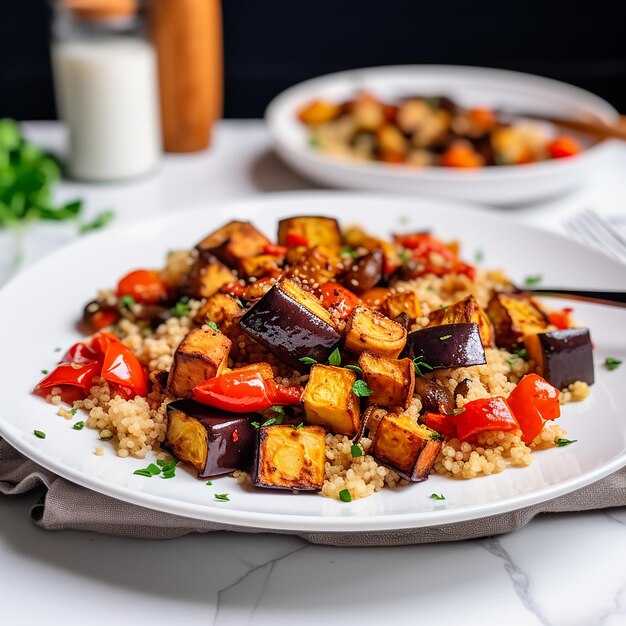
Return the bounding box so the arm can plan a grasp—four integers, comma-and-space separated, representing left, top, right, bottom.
70, 408, 78, 416
439, 334, 452, 341
524, 275, 542, 286
157, 459, 178, 473
344, 364, 363, 374
40, 369, 48, 375
161, 469, 176, 479
134, 459, 177, 478
440, 406, 465, 417
328, 347, 342, 367
517, 348, 528, 359
272, 405, 285, 414
340, 246, 358, 259
33, 430, 46, 439
133, 468, 153, 477
413, 356, 434, 376
72, 421, 85, 430
506, 357, 519, 366
430, 493, 445, 501
295, 422, 304, 430
214, 493, 230, 502
430, 432, 444, 441
555, 438, 577, 447
350, 443, 363, 458
252, 418, 277, 429
605, 357, 622, 371
398, 249, 411, 264
299, 356, 318, 366
475, 249, 484, 263
339, 489, 352, 502
205, 481, 213, 486
146, 463, 161, 476
206, 320, 220, 333
171, 299, 192, 318
352, 379, 373, 397
439, 304, 449, 309
79, 210, 115, 234
119, 295, 135, 309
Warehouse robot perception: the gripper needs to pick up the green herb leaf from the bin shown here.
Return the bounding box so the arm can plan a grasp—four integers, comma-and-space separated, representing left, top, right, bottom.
261, 418, 277, 427
413, 356, 434, 376
79, 210, 115, 234
214, 493, 230, 502
205, 481, 213, 486
506, 357, 519, 366
33, 430, 46, 439
340, 246, 358, 259
352, 379, 373, 397
70, 408, 78, 416
439, 304, 449, 309
295, 422, 304, 430
398, 249, 411, 264
430, 432, 444, 441
251, 421, 260, 429
133, 469, 153, 477
156, 459, 177, 473
72, 421, 85, 431
171, 299, 192, 318
344, 364, 363, 374
272, 405, 285, 414
555, 438, 577, 447
328, 347, 341, 367
430, 493, 445, 500
339, 489, 352, 502
119, 295, 135, 309
350, 443, 363, 458
299, 356, 318, 366
40, 369, 48, 375
524, 275, 542, 286
517, 348, 528, 359
605, 357, 622, 371
206, 320, 220, 333
439, 334, 452, 341
161, 469, 176, 479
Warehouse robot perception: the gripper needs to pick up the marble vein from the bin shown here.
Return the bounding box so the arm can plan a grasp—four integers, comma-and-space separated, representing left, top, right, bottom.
479, 537, 550, 626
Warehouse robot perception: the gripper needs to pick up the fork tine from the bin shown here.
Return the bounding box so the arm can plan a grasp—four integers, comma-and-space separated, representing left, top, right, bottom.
566, 211, 626, 264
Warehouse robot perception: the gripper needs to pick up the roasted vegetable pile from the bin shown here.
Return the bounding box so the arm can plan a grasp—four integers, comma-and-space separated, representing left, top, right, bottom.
33, 215, 596, 498
298, 92, 583, 168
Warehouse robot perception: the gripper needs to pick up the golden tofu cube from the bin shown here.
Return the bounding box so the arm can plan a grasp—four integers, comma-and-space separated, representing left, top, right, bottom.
428, 294, 493, 347
487, 293, 548, 348
344, 305, 407, 358
253, 425, 326, 491
371, 413, 442, 482
239, 254, 280, 279
302, 365, 360, 436
358, 351, 415, 409
278, 216, 342, 252
183, 256, 237, 299
166, 328, 231, 398
385, 291, 423, 321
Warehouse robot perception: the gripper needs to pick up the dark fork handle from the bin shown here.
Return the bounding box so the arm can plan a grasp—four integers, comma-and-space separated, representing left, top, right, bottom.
526, 288, 626, 308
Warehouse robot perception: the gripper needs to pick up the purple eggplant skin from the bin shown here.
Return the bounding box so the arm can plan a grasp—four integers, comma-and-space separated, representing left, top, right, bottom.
343, 249, 384, 293
537, 328, 595, 390
166, 400, 256, 478
239, 285, 341, 372
402, 323, 486, 369
413, 377, 454, 413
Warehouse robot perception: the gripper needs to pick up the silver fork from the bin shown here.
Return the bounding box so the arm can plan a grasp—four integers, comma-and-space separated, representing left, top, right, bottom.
565, 210, 626, 264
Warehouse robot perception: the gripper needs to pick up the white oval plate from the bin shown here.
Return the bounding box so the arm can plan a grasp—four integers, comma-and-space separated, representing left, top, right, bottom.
266, 65, 618, 205
1, 192, 625, 533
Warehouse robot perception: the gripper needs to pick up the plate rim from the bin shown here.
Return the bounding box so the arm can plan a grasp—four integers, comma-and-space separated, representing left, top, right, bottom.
265, 63, 619, 182
1, 190, 625, 532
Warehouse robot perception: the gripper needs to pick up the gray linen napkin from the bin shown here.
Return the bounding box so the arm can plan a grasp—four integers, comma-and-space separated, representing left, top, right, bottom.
1, 438, 624, 546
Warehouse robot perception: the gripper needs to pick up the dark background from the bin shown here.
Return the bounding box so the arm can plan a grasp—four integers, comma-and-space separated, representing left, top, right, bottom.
1, 0, 625, 120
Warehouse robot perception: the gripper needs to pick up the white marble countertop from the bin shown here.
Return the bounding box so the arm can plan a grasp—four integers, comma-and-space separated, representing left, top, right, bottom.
2, 120, 626, 626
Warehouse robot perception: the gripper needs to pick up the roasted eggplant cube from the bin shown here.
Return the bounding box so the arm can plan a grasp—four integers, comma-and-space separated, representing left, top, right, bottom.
358, 351, 415, 409
371, 413, 442, 482
239, 254, 280, 279
302, 365, 360, 436
428, 294, 493, 347
487, 293, 548, 348
524, 328, 594, 390
385, 291, 423, 321
166, 400, 255, 477
402, 323, 486, 369
252, 425, 326, 491
195, 293, 244, 333
278, 216, 342, 252
287, 247, 339, 287
166, 328, 231, 398
182, 256, 237, 299
344, 305, 407, 358
239, 280, 341, 371
343, 249, 384, 294
196, 220, 270, 272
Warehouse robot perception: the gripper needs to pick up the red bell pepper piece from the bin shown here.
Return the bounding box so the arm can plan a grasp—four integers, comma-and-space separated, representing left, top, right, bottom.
395, 233, 456, 262
62, 341, 100, 364
548, 308, 573, 330
548, 136, 581, 159
424, 412, 457, 439
285, 232, 308, 247
220, 281, 246, 297
33, 362, 101, 403
91, 333, 148, 399
319, 282, 361, 319
455, 396, 519, 441
116, 269, 167, 304
506, 374, 560, 444
193, 367, 303, 413
262, 243, 288, 257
